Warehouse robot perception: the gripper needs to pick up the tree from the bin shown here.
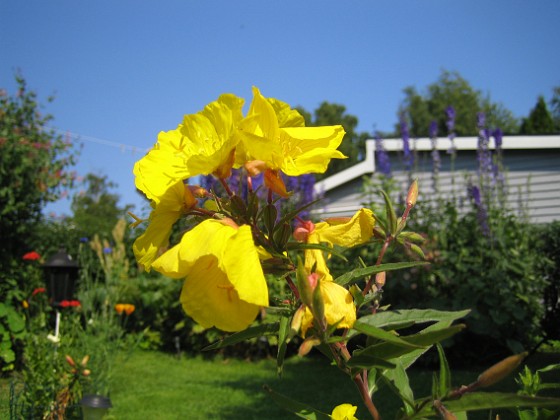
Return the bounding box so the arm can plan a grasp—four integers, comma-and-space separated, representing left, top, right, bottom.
70, 173, 128, 240
398, 70, 519, 137
297, 102, 369, 178
0, 75, 77, 263
519, 96, 555, 134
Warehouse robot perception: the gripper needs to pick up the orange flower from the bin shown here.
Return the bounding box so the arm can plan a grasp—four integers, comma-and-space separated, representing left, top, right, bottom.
115, 303, 135, 315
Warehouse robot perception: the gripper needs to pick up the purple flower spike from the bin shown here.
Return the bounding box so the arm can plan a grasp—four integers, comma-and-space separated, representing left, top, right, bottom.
400, 115, 413, 170
477, 112, 486, 129
493, 128, 503, 150
374, 133, 392, 177
470, 185, 481, 206
429, 120, 438, 139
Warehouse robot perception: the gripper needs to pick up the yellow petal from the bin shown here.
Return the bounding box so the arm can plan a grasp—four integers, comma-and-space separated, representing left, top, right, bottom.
237, 87, 346, 175
152, 220, 268, 332
133, 180, 189, 271
311, 208, 375, 248
301, 281, 356, 336
179, 94, 244, 178
331, 403, 359, 420
133, 129, 190, 203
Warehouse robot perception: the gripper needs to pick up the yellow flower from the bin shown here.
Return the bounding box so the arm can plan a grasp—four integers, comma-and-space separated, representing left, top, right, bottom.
133, 128, 191, 204
133, 94, 244, 204
331, 403, 359, 420
304, 208, 375, 281
133, 180, 195, 271
152, 219, 268, 332
300, 280, 356, 336
237, 87, 346, 177
178, 93, 244, 179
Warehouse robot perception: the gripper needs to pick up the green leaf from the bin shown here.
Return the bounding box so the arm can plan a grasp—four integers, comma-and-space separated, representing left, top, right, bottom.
276, 316, 290, 377
436, 343, 451, 398
351, 322, 424, 349
263, 385, 332, 420
203, 322, 279, 351
346, 354, 397, 370
277, 198, 321, 228
353, 308, 470, 332
334, 261, 429, 286
353, 324, 465, 361
383, 360, 415, 415
380, 190, 398, 235
443, 392, 560, 412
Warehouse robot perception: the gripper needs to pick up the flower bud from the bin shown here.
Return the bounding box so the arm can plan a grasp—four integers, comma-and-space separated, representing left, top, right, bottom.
81, 355, 90, 367
82, 369, 91, 377
290, 306, 306, 336
375, 271, 386, 288
312, 278, 326, 330
476, 352, 528, 388
65, 355, 76, 367
406, 179, 418, 207
298, 336, 321, 357
293, 220, 315, 242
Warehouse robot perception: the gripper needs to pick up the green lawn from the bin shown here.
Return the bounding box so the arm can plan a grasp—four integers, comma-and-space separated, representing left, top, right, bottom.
2, 350, 559, 419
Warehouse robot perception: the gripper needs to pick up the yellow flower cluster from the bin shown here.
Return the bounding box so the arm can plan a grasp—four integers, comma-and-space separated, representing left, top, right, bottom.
133, 87, 348, 332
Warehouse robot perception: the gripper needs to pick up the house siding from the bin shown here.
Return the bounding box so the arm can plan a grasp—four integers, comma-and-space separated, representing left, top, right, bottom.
314, 137, 560, 224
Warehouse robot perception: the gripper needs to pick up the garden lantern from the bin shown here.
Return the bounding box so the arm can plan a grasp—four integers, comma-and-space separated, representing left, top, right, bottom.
80, 394, 112, 420
42, 249, 80, 307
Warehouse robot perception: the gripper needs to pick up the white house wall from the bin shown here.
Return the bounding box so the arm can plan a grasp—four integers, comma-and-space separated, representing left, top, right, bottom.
313, 137, 560, 224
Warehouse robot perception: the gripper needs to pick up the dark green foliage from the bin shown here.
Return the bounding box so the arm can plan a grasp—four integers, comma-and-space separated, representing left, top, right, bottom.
71, 173, 129, 240
520, 95, 556, 134
398, 70, 519, 136
536, 222, 560, 341
0, 75, 77, 267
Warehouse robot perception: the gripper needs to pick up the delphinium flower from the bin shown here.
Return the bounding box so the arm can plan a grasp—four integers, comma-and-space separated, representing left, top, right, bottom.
374, 132, 391, 177
476, 112, 494, 189
468, 184, 490, 237
446, 106, 456, 156
492, 128, 506, 195
400, 114, 413, 172
429, 120, 440, 194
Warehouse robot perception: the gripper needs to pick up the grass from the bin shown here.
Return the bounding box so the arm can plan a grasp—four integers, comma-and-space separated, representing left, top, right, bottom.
2, 350, 559, 419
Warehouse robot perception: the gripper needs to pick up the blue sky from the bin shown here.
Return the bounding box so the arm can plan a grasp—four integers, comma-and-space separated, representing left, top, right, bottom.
2, 1, 559, 218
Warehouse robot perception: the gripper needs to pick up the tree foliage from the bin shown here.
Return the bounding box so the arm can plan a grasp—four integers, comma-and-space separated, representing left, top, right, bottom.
398, 70, 519, 137
520, 95, 556, 134
0, 75, 77, 263
71, 173, 128, 240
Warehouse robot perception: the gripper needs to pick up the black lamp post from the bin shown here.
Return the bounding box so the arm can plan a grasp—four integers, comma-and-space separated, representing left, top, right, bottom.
42, 249, 79, 307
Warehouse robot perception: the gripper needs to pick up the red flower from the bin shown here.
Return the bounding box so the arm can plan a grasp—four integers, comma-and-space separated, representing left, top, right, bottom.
32, 287, 46, 296
59, 300, 81, 308
23, 251, 41, 261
